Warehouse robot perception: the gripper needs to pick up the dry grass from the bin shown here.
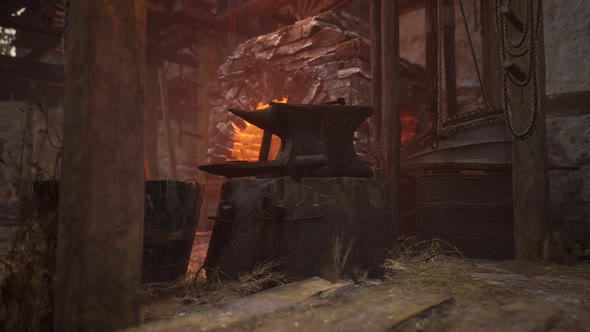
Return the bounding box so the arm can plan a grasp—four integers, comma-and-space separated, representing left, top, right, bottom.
141, 260, 290, 321
320, 231, 357, 284
0, 183, 58, 332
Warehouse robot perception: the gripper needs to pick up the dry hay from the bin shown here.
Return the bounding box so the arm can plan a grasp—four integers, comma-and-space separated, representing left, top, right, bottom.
141, 260, 291, 322
0, 185, 58, 332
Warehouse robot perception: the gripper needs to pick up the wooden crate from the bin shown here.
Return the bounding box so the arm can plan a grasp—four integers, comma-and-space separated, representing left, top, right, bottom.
416, 174, 514, 260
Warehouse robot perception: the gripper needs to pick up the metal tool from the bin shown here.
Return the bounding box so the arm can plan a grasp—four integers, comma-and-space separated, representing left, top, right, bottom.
198, 103, 373, 178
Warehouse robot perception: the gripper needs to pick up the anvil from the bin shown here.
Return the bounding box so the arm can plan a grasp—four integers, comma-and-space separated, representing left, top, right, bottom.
199, 103, 373, 178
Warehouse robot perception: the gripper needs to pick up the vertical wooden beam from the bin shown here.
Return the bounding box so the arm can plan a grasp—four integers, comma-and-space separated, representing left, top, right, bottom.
442, 0, 457, 116
55, 1, 146, 330
481, 0, 503, 106
425, 1, 438, 128
158, 66, 178, 180
145, 60, 161, 179
507, 0, 551, 260
370, 0, 382, 178
381, 0, 401, 231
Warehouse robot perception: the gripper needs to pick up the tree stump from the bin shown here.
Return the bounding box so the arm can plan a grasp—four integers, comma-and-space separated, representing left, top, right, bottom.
204, 177, 395, 279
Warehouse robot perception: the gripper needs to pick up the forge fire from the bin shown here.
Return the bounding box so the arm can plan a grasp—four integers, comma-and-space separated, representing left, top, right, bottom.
0, 0, 589, 331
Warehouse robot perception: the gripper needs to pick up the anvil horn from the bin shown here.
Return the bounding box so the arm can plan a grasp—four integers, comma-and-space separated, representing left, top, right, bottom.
229, 106, 284, 135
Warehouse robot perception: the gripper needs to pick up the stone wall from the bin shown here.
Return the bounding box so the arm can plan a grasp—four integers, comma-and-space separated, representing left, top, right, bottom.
207, 10, 430, 166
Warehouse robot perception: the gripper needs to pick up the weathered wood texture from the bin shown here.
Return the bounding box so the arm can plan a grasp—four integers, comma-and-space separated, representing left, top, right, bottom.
509, 0, 551, 260
55, 1, 146, 331
381, 0, 401, 235
480, 0, 503, 106
442, 0, 457, 116
205, 177, 395, 279
130, 278, 451, 332
416, 174, 514, 260
158, 66, 178, 180
370, 0, 382, 178
143, 181, 204, 282
145, 61, 160, 179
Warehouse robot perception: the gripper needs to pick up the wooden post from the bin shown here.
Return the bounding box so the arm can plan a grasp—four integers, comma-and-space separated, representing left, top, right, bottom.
381, 0, 401, 232
506, 1, 551, 260
55, 1, 146, 331
370, 0, 382, 178
481, 0, 503, 106
442, 0, 457, 116
145, 60, 161, 179
158, 66, 178, 180
425, 1, 438, 129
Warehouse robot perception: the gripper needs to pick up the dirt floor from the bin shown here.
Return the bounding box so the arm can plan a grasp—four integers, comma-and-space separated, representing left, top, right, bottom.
140, 238, 590, 331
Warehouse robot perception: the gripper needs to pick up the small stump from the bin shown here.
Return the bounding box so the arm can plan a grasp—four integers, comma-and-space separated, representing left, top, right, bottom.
204, 177, 395, 279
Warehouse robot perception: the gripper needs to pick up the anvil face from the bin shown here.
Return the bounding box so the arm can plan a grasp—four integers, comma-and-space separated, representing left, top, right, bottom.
199, 103, 374, 178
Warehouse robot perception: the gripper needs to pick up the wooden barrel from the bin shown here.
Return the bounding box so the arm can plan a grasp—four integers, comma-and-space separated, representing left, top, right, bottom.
142, 181, 204, 283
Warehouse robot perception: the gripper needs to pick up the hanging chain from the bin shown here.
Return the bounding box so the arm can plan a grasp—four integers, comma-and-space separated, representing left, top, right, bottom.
495, 0, 542, 141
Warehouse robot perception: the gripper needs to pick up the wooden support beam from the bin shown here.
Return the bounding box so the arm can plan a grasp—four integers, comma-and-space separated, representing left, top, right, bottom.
0, 15, 62, 36
506, 0, 551, 260
481, 0, 503, 106
370, 0, 382, 178
158, 66, 178, 180
442, 0, 457, 116
23, 38, 61, 63
381, 0, 401, 232
54, 1, 146, 330
425, 1, 438, 129
0, 55, 64, 86
145, 61, 161, 179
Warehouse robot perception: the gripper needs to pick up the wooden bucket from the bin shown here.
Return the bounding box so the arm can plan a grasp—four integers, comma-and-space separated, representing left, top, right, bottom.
142, 181, 204, 283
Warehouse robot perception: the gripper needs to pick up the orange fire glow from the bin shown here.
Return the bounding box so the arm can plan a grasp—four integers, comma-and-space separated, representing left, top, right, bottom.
229, 97, 287, 161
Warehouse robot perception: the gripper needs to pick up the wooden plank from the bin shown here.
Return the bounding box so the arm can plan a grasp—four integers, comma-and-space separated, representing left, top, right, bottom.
546, 90, 590, 118
481, 0, 503, 106
129, 278, 452, 332
0, 55, 64, 86
158, 66, 178, 180
0, 15, 62, 36
145, 61, 160, 179
442, 0, 457, 116
370, 0, 382, 178
416, 174, 514, 260
508, 0, 551, 260
381, 0, 401, 232
128, 278, 352, 331
54, 1, 146, 330
424, 0, 438, 131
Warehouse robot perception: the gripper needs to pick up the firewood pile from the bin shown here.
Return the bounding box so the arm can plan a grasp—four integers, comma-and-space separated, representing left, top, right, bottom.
207, 10, 431, 166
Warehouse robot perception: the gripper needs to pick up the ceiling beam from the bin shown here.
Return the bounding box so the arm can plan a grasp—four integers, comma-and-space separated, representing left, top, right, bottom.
0, 55, 64, 86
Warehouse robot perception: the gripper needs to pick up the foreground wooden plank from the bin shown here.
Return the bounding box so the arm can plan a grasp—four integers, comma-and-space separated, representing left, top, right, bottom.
130, 278, 452, 332
129, 277, 351, 331
251, 286, 453, 332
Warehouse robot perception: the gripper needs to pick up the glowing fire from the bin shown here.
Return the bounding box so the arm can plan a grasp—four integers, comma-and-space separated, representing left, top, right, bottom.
229, 97, 287, 161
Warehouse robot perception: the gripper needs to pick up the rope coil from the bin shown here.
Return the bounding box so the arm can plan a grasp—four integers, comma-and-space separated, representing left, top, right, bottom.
495, 0, 542, 141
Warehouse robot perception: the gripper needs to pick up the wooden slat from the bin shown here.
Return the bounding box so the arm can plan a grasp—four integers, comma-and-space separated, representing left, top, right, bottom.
0, 55, 64, 86
442, 0, 457, 116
